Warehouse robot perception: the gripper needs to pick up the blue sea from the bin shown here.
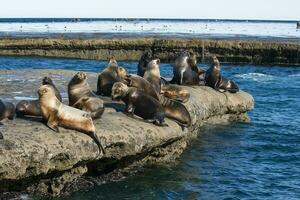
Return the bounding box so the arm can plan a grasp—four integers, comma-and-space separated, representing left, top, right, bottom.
0, 56, 299, 199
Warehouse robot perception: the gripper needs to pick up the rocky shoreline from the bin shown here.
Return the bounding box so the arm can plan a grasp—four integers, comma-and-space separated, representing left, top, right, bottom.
0, 37, 299, 65
0, 69, 254, 198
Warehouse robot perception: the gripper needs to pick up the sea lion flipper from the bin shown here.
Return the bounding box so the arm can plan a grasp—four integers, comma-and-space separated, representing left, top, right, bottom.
47, 114, 59, 133
89, 132, 105, 156
47, 122, 59, 133
125, 103, 135, 114
0, 131, 3, 139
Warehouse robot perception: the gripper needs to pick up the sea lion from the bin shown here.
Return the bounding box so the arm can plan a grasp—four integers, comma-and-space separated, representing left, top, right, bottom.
16, 77, 62, 117
143, 58, 162, 94
120, 75, 191, 127
68, 72, 105, 119
38, 85, 104, 155
205, 56, 239, 93
111, 82, 166, 126
170, 51, 204, 85
97, 58, 128, 96
159, 95, 191, 128
124, 74, 190, 103
137, 49, 153, 77
68, 72, 95, 106
161, 85, 190, 103
123, 74, 160, 100
73, 97, 104, 120
0, 100, 15, 121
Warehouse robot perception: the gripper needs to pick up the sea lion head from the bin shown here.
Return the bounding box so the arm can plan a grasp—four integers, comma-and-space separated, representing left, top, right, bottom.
70, 72, 87, 85
211, 56, 220, 70
115, 66, 128, 78
38, 85, 56, 98
111, 82, 129, 100
107, 56, 118, 68
147, 58, 160, 70
42, 77, 54, 85
187, 51, 197, 66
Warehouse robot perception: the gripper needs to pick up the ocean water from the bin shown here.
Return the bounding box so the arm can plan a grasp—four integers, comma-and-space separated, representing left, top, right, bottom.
0, 56, 299, 199
0, 18, 299, 39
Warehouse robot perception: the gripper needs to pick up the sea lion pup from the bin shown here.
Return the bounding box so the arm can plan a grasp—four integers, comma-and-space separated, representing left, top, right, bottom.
68, 72, 105, 119
111, 82, 166, 126
38, 85, 105, 155
0, 100, 15, 121
205, 56, 239, 93
143, 58, 162, 94
97, 58, 128, 96
16, 77, 62, 117
137, 49, 153, 77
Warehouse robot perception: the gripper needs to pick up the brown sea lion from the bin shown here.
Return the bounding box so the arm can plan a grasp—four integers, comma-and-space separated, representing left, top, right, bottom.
159, 95, 191, 128
97, 58, 128, 96
73, 97, 104, 120
120, 75, 191, 128
137, 49, 153, 77
170, 51, 204, 85
0, 100, 15, 121
111, 82, 166, 126
68, 72, 105, 119
143, 58, 162, 94
205, 56, 239, 93
38, 85, 104, 155
161, 85, 190, 103
124, 74, 190, 103
16, 77, 62, 117
123, 74, 160, 100
68, 72, 95, 106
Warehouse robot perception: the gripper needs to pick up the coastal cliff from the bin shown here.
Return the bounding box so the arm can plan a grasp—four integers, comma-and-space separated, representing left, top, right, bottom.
0, 69, 254, 197
0, 37, 299, 65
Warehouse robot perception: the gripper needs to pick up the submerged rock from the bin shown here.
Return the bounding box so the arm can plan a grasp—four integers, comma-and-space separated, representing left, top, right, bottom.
0, 69, 254, 197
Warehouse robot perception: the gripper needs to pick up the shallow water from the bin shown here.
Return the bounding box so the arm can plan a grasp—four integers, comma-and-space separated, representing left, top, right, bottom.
0, 56, 300, 199
0, 18, 299, 39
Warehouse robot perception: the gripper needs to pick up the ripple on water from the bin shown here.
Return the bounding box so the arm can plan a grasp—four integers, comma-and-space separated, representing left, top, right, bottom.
0, 57, 299, 199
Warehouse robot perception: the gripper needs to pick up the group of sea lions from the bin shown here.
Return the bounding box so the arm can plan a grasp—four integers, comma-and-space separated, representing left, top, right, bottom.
0, 50, 239, 156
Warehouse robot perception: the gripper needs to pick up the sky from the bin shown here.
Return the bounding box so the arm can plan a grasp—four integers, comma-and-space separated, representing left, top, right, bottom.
0, 0, 299, 20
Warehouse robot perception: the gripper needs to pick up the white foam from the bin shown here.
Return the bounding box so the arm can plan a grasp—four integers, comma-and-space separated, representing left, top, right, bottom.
14, 96, 37, 101
288, 73, 300, 77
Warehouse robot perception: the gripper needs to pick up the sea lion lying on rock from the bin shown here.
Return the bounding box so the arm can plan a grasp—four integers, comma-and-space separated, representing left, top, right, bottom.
205, 56, 239, 93
111, 82, 166, 126
68, 72, 104, 119
16, 77, 62, 117
38, 84, 105, 155
97, 58, 128, 96
0, 100, 15, 121
121, 75, 191, 128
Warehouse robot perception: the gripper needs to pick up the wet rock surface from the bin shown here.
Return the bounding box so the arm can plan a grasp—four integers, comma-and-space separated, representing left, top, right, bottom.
0, 70, 254, 197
